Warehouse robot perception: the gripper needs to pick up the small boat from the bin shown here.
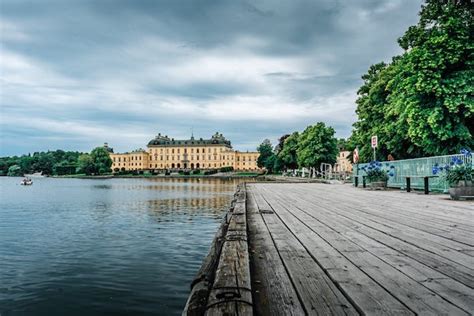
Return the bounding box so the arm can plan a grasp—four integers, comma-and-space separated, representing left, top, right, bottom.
20, 178, 33, 185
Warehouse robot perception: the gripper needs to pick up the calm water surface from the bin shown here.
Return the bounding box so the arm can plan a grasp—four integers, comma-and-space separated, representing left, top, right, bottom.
0, 177, 245, 315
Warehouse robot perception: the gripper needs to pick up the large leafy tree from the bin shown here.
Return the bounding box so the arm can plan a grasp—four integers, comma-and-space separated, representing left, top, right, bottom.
257, 139, 277, 173
351, 0, 473, 161
90, 147, 113, 174
278, 132, 299, 170
297, 122, 338, 169
77, 154, 95, 175
7, 165, 22, 177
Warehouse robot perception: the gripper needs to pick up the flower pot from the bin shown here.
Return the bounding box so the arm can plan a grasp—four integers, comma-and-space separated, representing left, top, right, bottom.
368, 181, 387, 190
448, 181, 474, 200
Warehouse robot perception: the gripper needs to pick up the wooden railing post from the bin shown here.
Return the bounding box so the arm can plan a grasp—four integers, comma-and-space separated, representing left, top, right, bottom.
406, 177, 411, 193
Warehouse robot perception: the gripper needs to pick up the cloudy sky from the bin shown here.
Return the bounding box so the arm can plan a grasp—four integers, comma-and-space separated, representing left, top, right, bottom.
0, 0, 423, 156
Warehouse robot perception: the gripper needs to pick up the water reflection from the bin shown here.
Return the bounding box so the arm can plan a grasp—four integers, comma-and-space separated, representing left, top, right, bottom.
0, 177, 247, 316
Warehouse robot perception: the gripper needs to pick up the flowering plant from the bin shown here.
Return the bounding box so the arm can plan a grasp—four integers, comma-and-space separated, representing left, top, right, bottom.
432, 149, 473, 186
361, 160, 395, 182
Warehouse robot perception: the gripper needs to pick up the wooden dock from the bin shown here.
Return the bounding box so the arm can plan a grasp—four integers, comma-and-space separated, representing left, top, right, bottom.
184, 183, 474, 315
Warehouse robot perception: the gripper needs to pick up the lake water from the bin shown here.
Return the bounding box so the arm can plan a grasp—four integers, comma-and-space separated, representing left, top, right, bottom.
0, 177, 245, 316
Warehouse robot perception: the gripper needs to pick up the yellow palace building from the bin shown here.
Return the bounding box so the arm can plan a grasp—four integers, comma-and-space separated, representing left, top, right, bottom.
108, 132, 260, 172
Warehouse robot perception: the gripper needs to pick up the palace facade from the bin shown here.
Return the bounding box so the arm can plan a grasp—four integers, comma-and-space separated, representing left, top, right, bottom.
109, 132, 260, 172
333, 150, 353, 173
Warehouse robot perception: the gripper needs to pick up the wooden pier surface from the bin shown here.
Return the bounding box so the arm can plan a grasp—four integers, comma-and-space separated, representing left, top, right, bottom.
184, 183, 474, 315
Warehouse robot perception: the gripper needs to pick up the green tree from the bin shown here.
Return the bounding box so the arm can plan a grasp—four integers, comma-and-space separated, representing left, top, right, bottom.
7, 165, 22, 176
90, 147, 113, 174
351, 0, 473, 161
391, 0, 473, 155
297, 122, 338, 169
278, 132, 299, 170
77, 154, 95, 175
257, 139, 275, 172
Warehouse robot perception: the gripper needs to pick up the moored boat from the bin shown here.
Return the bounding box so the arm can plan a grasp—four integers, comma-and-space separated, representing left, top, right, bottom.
20, 178, 33, 185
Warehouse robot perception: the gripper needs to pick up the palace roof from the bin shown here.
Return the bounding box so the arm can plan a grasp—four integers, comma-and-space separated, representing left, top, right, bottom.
147, 132, 232, 147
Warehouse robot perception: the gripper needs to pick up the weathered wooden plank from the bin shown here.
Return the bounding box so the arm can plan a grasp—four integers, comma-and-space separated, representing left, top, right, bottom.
369, 248, 474, 313
246, 188, 305, 316
270, 186, 474, 287
205, 238, 253, 316
187, 182, 474, 316
299, 184, 474, 230
287, 185, 474, 253
197, 185, 253, 316
263, 192, 470, 315
183, 215, 228, 316
250, 189, 414, 315
260, 212, 358, 315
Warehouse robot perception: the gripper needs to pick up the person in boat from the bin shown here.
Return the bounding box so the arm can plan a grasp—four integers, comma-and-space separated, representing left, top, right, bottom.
21, 177, 33, 185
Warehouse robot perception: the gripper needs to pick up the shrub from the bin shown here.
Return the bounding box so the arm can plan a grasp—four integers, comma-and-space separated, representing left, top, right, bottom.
362, 161, 395, 182
432, 149, 473, 186
204, 169, 218, 175
192, 169, 201, 175
219, 166, 234, 172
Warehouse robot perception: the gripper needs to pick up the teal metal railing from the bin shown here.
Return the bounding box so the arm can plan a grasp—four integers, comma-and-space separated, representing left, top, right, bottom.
352, 154, 472, 192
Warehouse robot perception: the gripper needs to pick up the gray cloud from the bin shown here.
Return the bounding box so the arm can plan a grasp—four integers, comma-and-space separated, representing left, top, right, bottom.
0, 0, 423, 155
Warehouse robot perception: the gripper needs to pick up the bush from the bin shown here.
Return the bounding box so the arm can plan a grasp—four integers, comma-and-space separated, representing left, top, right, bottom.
362, 161, 394, 182
192, 169, 201, 175
7, 165, 22, 177
432, 149, 473, 186
204, 169, 218, 175
178, 170, 184, 175
219, 166, 234, 172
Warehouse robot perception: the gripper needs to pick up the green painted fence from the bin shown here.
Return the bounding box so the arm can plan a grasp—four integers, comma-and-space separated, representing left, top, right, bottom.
352, 154, 472, 192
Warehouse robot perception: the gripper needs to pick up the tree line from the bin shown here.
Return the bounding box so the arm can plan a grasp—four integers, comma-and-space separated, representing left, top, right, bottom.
256, 122, 341, 173
0, 147, 112, 176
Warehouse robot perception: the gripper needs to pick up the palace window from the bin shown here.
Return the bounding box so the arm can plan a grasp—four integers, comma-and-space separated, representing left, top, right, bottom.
172, 149, 174, 154
196, 148, 200, 153
191, 148, 194, 153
